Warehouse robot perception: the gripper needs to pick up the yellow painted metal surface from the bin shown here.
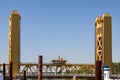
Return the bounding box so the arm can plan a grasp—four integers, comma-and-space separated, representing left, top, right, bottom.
8, 11, 20, 75
95, 14, 112, 72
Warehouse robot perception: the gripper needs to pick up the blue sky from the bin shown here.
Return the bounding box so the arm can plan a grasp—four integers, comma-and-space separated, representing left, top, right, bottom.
0, 0, 120, 64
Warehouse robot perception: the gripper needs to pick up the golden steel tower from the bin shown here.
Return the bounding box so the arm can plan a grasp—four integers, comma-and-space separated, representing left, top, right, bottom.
8, 11, 20, 75
95, 14, 112, 71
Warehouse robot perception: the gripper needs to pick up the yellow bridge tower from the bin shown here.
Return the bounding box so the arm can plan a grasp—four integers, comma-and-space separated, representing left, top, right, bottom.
8, 11, 21, 75
95, 14, 112, 71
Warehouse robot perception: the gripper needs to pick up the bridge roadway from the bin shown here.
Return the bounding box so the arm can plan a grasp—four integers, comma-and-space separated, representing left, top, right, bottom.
5, 74, 96, 79
5, 74, 120, 79
25, 74, 120, 79
27, 74, 95, 79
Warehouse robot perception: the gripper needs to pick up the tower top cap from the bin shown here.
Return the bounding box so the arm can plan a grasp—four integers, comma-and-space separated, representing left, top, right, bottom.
102, 13, 111, 17
11, 11, 20, 15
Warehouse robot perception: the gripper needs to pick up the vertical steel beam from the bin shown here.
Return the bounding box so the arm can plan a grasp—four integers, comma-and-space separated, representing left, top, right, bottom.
95, 61, 102, 80
38, 56, 42, 80
3, 63, 5, 80
9, 62, 13, 80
